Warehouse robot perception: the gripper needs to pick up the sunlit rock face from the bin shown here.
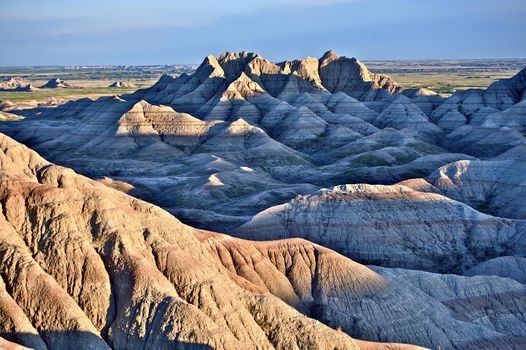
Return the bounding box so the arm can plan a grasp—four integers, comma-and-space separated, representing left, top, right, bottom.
0, 51, 481, 230
0, 133, 426, 350
0, 77, 33, 92
235, 183, 525, 273
39, 78, 74, 89
424, 158, 526, 220
1, 51, 526, 350
466, 256, 526, 283
1, 133, 525, 350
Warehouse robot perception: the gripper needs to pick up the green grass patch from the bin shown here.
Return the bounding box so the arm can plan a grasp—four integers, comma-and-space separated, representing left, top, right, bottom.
0, 86, 140, 102
351, 154, 390, 168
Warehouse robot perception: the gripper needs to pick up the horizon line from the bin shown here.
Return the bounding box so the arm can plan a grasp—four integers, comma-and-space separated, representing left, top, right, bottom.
1, 56, 526, 69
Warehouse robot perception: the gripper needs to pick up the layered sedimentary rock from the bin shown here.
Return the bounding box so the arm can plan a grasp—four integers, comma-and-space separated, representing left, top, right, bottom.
466, 256, 526, 283
201, 232, 526, 350
0, 133, 424, 350
429, 67, 526, 156
1, 51, 526, 350
0, 78, 33, 92
426, 159, 526, 219
0, 51, 480, 230
2, 132, 525, 350
39, 78, 73, 89
236, 183, 525, 273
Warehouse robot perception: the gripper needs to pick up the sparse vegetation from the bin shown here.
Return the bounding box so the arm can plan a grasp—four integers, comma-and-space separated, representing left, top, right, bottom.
0, 86, 145, 102
0, 64, 195, 102
351, 154, 390, 168
366, 58, 525, 95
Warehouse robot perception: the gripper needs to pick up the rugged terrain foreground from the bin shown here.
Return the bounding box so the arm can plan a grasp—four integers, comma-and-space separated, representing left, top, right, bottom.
1, 51, 526, 349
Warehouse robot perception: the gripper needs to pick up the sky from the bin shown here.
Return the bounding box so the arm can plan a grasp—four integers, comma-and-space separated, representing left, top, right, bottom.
0, 0, 525, 66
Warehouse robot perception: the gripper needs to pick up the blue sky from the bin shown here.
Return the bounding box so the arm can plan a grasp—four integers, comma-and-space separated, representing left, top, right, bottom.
0, 0, 524, 65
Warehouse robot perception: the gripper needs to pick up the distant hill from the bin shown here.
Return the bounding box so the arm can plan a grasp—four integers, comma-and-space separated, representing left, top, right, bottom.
0, 77, 33, 92
108, 81, 136, 88
39, 78, 74, 88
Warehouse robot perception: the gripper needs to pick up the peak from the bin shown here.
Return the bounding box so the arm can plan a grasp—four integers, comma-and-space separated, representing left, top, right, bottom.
202, 54, 221, 66
229, 117, 251, 127
210, 51, 262, 78
40, 77, 73, 88
233, 71, 253, 82
224, 72, 266, 97
320, 50, 340, 61
129, 100, 151, 110
196, 54, 225, 78
158, 74, 176, 82
49, 78, 66, 84
217, 51, 260, 62
515, 66, 526, 78
205, 54, 216, 61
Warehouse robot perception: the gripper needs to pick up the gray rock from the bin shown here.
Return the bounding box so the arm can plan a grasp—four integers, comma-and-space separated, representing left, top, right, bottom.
466, 256, 526, 283
236, 183, 525, 273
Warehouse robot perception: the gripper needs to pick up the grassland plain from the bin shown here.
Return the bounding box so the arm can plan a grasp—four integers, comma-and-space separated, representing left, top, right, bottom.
0, 58, 524, 102
0, 84, 153, 102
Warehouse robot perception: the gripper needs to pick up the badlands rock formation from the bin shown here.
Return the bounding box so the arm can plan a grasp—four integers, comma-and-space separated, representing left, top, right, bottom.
2, 132, 525, 350
0, 133, 424, 350
0, 51, 475, 230
39, 78, 73, 89
236, 183, 525, 273
466, 256, 526, 283
426, 159, 526, 219
0, 111, 23, 122
1, 51, 526, 349
109, 81, 136, 88
201, 232, 526, 350
0, 78, 33, 92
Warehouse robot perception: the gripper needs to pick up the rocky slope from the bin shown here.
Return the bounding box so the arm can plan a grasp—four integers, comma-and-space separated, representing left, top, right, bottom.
0, 78, 33, 92
39, 78, 73, 89
200, 232, 526, 350
426, 159, 526, 219
2, 132, 525, 350
0, 51, 526, 350
0, 51, 480, 230
236, 183, 526, 273
0, 132, 425, 350
466, 256, 526, 283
